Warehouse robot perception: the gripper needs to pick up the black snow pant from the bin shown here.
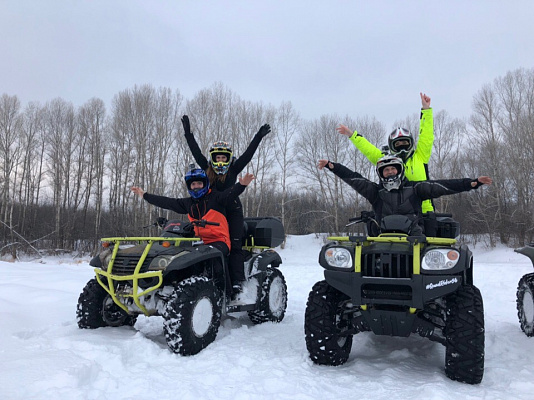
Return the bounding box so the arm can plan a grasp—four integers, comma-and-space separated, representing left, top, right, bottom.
207, 241, 231, 294
227, 197, 246, 285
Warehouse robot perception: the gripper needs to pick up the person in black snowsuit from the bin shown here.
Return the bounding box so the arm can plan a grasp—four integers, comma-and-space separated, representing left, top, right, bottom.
181, 115, 271, 295
318, 156, 492, 235
131, 169, 255, 292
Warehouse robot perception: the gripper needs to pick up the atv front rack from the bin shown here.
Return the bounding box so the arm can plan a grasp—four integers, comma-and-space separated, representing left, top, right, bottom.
94, 236, 200, 315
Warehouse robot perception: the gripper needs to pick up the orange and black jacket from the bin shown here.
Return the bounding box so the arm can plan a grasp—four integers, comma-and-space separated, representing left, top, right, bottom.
142, 183, 246, 249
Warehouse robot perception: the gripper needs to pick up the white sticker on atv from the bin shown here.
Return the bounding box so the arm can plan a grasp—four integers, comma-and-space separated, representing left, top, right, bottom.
425, 277, 458, 290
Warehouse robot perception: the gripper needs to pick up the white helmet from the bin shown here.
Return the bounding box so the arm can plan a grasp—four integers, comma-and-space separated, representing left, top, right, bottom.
388, 127, 414, 160
376, 156, 404, 191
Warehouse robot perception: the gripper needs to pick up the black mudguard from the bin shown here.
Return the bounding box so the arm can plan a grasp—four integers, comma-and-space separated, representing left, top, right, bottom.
246, 249, 282, 277
515, 245, 534, 268
165, 245, 226, 273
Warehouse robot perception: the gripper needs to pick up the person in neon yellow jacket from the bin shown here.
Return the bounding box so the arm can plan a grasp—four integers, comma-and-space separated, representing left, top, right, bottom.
337, 92, 434, 213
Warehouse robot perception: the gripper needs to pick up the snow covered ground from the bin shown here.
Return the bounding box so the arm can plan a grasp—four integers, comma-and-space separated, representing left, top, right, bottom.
1, 234, 534, 400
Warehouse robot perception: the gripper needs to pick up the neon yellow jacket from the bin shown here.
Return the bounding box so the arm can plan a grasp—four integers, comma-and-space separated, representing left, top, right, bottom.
349, 108, 434, 212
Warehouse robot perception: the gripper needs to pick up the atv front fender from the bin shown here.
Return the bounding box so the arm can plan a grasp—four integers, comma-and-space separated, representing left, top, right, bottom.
165, 245, 226, 273
515, 245, 534, 268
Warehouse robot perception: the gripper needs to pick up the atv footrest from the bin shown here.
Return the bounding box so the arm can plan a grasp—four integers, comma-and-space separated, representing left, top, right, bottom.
226, 303, 257, 313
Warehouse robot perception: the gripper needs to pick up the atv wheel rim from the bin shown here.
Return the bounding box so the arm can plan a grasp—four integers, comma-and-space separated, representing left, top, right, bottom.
522, 289, 534, 325
102, 296, 125, 325
192, 297, 213, 337
268, 277, 286, 315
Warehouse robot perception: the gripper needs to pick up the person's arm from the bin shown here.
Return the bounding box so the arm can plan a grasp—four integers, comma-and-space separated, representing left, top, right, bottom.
182, 115, 209, 170
415, 104, 433, 163
142, 192, 190, 214
414, 176, 491, 200
319, 159, 379, 203
231, 124, 271, 173
215, 173, 255, 205
337, 125, 384, 165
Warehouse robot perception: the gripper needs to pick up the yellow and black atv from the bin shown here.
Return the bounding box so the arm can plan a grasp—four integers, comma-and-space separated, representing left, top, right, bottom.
515, 244, 534, 337
304, 212, 485, 384
77, 217, 287, 355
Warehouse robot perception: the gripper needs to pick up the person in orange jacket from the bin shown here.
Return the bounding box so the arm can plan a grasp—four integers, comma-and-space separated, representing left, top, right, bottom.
131, 169, 254, 288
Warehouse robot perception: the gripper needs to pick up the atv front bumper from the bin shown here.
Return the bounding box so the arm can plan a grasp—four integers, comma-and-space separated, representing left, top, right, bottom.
324, 270, 462, 310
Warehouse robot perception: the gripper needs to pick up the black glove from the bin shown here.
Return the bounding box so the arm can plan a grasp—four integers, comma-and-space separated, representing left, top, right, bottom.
181, 115, 191, 135
326, 161, 335, 171
471, 178, 484, 189
256, 124, 271, 138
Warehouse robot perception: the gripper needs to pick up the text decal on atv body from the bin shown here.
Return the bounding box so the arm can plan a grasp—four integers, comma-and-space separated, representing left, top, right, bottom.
426, 277, 458, 290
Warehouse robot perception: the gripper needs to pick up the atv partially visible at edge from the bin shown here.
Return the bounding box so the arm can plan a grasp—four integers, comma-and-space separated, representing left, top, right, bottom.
515, 244, 534, 337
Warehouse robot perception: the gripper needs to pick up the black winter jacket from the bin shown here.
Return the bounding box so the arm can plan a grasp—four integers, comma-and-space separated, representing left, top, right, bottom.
185, 131, 264, 191
328, 162, 477, 225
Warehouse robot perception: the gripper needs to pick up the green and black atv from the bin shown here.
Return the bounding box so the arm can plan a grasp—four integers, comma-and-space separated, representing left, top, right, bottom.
304, 212, 485, 384
515, 244, 534, 337
77, 217, 287, 355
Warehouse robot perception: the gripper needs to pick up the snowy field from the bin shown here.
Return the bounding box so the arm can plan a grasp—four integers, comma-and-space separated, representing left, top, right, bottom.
1, 234, 534, 400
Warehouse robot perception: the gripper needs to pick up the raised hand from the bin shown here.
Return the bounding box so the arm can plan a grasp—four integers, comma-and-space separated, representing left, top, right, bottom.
318, 159, 333, 170
257, 124, 271, 138
471, 176, 492, 188
477, 176, 492, 185
131, 186, 146, 198
336, 124, 353, 137
239, 173, 255, 186
420, 92, 431, 109
181, 115, 191, 135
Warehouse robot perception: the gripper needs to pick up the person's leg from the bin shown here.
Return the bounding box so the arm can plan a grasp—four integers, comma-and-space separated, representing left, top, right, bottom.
208, 241, 231, 295
226, 199, 246, 289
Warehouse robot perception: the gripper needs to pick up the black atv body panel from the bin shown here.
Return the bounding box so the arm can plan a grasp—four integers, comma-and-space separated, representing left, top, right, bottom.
515, 244, 534, 267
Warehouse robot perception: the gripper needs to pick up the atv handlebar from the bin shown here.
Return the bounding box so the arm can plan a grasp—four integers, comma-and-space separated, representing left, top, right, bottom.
347, 211, 376, 227
191, 219, 220, 228
143, 217, 220, 231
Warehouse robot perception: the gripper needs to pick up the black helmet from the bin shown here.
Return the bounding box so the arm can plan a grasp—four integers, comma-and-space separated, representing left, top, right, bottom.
388, 127, 414, 160
184, 168, 210, 199
209, 141, 233, 175
376, 155, 404, 191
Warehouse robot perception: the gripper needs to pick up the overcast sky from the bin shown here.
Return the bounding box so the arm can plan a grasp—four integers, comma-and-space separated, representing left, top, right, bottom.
2, 1, 534, 129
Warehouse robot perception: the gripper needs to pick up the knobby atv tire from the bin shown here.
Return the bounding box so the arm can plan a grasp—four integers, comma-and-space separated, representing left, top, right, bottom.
445, 284, 485, 384
305, 280, 353, 366
163, 276, 222, 356
248, 268, 288, 324
517, 273, 534, 336
76, 279, 137, 329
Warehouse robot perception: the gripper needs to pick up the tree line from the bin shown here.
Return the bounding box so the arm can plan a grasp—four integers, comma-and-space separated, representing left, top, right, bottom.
1, 68, 533, 258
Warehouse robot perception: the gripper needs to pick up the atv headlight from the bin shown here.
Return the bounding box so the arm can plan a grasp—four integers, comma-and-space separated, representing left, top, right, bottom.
422, 249, 460, 270
325, 247, 353, 269
149, 252, 188, 270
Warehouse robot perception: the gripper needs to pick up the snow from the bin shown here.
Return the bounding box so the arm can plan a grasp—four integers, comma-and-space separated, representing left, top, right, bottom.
1, 235, 534, 400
